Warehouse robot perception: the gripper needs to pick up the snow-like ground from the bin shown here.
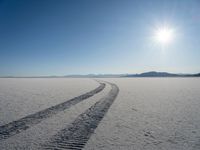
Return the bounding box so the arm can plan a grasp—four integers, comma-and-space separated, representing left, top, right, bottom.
0, 78, 110, 149
85, 78, 200, 150
0, 78, 98, 125
0, 78, 200, 150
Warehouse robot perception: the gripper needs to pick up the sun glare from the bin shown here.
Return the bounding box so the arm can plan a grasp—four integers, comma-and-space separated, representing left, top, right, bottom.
155, 27, 174, 45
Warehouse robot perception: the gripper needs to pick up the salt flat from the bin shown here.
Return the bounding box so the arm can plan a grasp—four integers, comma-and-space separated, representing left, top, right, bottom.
0, 78, 200, 150
0, 78, 98, 125
85, 78, 200, 150
0, 78, 110, 149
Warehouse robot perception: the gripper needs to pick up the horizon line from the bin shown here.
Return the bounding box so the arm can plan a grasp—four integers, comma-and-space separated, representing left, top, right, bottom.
1, 71, 200, 78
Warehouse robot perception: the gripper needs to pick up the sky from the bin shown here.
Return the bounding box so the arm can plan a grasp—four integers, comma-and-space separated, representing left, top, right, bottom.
0, 0, 200, 76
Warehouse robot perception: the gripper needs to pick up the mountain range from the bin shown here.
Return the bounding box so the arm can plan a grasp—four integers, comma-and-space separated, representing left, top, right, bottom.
123, 71, 200, 77
1, 71, 200, 78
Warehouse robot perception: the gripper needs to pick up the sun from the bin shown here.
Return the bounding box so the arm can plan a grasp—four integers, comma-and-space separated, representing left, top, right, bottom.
154, 27, 174, 45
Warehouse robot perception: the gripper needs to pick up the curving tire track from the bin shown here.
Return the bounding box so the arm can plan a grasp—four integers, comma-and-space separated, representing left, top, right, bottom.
42, 82, 119, 150
0, 82, 105, 141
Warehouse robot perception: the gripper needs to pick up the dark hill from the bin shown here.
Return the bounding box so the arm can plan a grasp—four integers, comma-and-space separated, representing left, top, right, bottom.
124, 71, 200, 77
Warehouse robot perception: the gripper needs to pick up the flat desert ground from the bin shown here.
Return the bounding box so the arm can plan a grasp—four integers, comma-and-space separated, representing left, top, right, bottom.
0, 78, 200, 150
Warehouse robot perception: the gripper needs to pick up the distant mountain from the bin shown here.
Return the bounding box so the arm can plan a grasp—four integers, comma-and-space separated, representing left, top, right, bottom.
124, 71, 200, 77
192, 73, 200, 77
1, 71, 200, 78
64, 74, 123, 78
64, 72, 200, 78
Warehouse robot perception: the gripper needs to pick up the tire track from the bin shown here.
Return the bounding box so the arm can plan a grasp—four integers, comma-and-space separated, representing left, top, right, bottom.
0, 82, 105, 141
42, 82, 119, 150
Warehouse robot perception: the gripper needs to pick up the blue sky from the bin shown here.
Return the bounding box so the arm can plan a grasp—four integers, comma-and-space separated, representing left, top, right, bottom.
0, 0, 200, 76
